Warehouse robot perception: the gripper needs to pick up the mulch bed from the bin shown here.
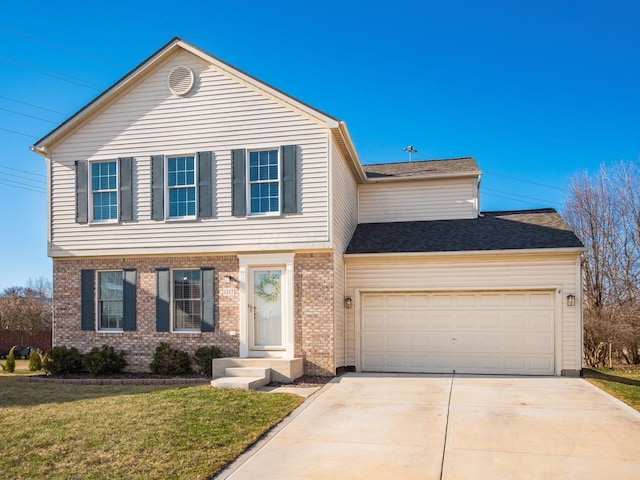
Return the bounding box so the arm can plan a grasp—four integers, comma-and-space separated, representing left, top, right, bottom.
266, 375, 334, 388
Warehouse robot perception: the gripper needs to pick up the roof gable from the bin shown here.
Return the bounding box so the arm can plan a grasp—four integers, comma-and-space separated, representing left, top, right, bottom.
32, 37, 341, 152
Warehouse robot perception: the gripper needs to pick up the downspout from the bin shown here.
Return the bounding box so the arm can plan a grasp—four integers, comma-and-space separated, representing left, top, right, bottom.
476, 174, 483, 218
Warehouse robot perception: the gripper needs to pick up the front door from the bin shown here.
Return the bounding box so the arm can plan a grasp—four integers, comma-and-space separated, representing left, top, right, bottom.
249, 268, 285, 353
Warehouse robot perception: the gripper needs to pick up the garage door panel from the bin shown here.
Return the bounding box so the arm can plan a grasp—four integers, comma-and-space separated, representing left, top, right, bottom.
407, 294, 430, 307
361, 291, 555, 375
530, 313, 553, 329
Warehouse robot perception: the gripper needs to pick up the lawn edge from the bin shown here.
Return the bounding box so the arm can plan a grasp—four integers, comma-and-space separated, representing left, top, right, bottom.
213, 377, 339, 480
583, 378, 640, 419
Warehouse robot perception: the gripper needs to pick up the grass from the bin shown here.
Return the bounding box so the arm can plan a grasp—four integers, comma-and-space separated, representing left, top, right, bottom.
0, 375, 304, 479
584, 367, 640, 412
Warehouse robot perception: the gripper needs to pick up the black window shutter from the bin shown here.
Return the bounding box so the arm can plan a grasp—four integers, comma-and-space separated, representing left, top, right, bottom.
80, 269, 95, 330
119, 157, 133, 222
122, 269, 137, 331
281, 145, 298, 213
197, 151, 213, 218
151, 155, 164, 220
231, 149, 246, 216
156, 268, 170, 332
200, 267, 215, 332
76, 160, 89, 223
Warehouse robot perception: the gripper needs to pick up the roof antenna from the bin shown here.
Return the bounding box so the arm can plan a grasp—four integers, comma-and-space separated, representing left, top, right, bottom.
404, 145, 418, 162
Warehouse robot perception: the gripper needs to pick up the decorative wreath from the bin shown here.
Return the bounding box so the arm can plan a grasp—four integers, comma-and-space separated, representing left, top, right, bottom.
255, 273, 280, 303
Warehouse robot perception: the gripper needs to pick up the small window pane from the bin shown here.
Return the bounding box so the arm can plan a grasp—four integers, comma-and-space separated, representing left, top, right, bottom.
98, 271, 123, 330
173, 270, 201, 330
91, 161, 118, 221
248, 149, 279, 214
167, 156, 196, 218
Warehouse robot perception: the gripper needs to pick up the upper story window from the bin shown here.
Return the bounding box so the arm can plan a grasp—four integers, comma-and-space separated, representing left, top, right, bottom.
91, 161, 118, 221
167, 156, 196, 218
173, 269, 201, 331
150, 152, 213, 221
97, 271, 123, 330
249, 149, 280, 215
231, 145, 297, 217
75, 158, 133, 224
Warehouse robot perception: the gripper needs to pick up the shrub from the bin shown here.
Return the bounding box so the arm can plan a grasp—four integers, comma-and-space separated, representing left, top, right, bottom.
193, 345, 223, 376
43, 346, 84, 375
83, 345, 127, 375
149, 343, 192, 375
28, 349, 43, 371
4, 346, 16, 373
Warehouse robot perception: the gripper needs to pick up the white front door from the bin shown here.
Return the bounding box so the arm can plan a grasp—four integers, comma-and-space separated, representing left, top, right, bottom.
249, 268, 285, 353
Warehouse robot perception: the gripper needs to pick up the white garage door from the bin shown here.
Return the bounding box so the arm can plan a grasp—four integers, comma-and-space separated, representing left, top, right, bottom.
361, 291, 555, 375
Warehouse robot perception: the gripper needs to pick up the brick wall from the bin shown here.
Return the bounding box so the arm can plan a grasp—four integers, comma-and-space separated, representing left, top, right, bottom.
53, 255, 240, 372
53, 252, 336, 376
294, 252, 335, 376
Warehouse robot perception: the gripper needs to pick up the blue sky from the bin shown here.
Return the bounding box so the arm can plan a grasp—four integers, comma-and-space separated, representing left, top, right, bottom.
1, 0, 639, 291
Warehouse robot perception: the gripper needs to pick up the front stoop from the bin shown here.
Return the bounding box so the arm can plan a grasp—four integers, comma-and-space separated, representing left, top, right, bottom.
211, 358, 303, 390
211, 367, 271, 390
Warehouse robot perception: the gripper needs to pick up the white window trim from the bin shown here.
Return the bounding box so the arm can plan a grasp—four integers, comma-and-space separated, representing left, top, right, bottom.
95, 270, 124, 333
170, 268, 202, 333
238, 253, 294, 358
165, 154, 198, 221
247, 147, 281, 217
89, 159, 119, 224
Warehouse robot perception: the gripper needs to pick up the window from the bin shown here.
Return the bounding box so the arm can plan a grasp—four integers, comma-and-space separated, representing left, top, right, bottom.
249, 149, 279, 214
173, 269, 201, 331
91, 161, 118, 221
167, 156, 196, 218
97, 271, 123, 330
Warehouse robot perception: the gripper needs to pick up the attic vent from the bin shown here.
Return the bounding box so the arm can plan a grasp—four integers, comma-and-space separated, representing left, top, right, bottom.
167, 66, 195, 96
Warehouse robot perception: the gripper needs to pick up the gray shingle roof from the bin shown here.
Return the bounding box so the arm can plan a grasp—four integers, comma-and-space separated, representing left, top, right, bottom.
363, 157, 479, 179
345, 209, 584, 254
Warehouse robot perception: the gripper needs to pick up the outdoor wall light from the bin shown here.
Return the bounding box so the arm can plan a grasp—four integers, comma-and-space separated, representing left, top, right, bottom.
223, 275, 237, 285
566, 294, 576, 307
344, 297, 353, 309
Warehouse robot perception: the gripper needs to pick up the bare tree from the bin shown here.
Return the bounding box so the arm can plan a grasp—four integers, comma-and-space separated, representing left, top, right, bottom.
25, 277, 52, 299
0, 283, 52, 332
564, 160, 640, 366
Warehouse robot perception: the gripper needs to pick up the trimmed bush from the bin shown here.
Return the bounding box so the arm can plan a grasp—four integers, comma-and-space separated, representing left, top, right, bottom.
43, 346, 84, 375
193, 345, 223, 376
4, 346, 16, 373
149, 343, 192, 375
28, 349, 43, 371
83, 345, 127, 376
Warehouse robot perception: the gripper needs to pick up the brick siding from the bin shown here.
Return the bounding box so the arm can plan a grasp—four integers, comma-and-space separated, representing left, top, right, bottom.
53, 252, 335, 376
294, 252, 335, 376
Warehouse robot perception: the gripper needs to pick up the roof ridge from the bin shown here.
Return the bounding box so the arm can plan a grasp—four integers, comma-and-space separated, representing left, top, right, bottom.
363, 157, 475, 167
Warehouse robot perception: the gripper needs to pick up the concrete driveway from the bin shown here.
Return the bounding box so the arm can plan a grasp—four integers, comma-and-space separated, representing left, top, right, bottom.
217, 373, 640, 479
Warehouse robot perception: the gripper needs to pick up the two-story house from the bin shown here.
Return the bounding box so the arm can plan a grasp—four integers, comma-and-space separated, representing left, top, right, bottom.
31, 38, 584, 379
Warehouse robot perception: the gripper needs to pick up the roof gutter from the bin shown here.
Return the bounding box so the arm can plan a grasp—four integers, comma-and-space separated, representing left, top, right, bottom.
365, 171, 482, 183
344, 246, 586, 260
29, 145, 48, 157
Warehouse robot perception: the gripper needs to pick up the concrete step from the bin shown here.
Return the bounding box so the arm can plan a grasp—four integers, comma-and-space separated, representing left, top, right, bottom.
211, 376, 270, 390
225, 367, 271, 380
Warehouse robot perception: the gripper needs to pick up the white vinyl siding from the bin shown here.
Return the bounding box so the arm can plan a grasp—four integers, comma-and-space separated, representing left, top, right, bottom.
345, 252, 582, 374
48, 50, 330, 256
358, 177, 478, 223
330, 141, 359, 368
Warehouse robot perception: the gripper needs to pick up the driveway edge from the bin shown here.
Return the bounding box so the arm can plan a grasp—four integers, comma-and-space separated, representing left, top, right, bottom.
213, 378, 338, 479
582, 378, 640, 420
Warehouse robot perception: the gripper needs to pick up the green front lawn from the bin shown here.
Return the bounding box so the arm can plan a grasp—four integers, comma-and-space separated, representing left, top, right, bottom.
0, 376, 303, 479
584, 368, 640, 412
